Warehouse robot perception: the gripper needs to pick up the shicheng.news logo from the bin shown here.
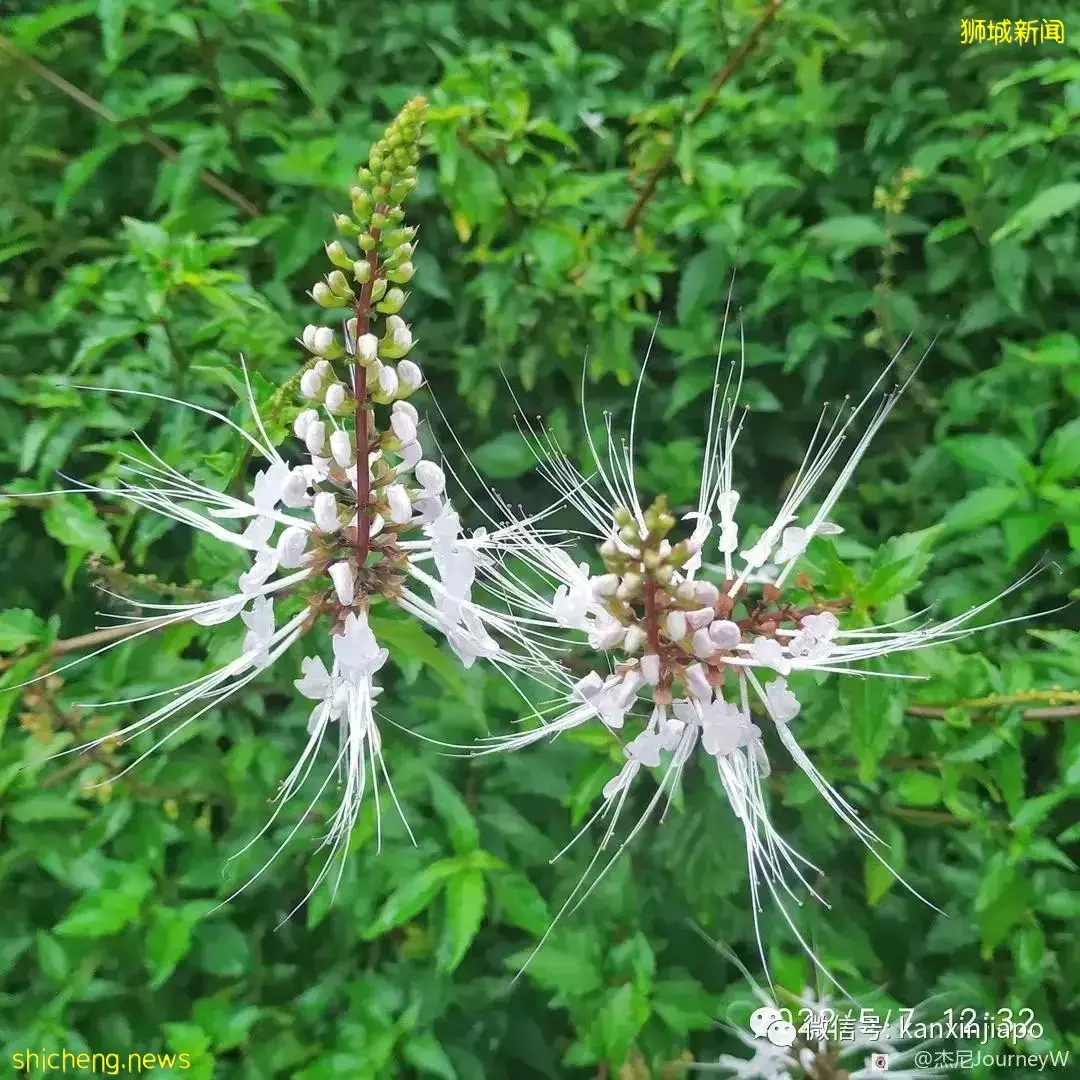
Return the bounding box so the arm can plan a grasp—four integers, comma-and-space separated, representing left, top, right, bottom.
12, 1049, 193, 1076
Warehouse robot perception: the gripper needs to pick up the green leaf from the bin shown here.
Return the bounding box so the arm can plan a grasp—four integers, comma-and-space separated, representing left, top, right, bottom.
428, 772, 479, 854
590, 982, 650, 1065
941, 487, 1020, 534
438, 869, 486, 972
367, 615, 466, 696
1042, 417, 1080, 482
991, 182, 1080, 244
491, 871, 550, 935
42, 494, 117, 557
943, 435, 1034, 487
56, 866, 152, 938
651, 978, 718, 1035
677, 247, 729, 324
470, 431, 535, 479
1002, 512, 1057, 564
363, 859, 459, 939
146, 904, 209, 989
9, 794, 90, 822
860, 527, 941, 607
810, 215, 890, 248
0, 608, 46, 652
402, 1035, 457, 1080
97, 0, 130, 65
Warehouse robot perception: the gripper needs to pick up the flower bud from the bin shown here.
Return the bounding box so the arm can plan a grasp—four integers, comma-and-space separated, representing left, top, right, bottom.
385, 483, 412, 524
415, 460, 445, 496
313, 359, 333, 383
313, 328, 336, 356
374, 364, 398, 402
313, 492, 339, 533
396, 359, 423, 395
708, 620, 742, 650
301, 324, 319, 351
592, 573, 619, 598
686, 606, 715, 631
312, 282, 344, 308
623, 626, 647, 654
293, 408, 319, 440
329, 561, 356, 606
693, 580, 720, 608
392, 399, 418, 424
370, 278, 388, 303
330, 429, 354, 468
276, 525, 308, 567
326, 241, 353, 270
664, 611, 687, 641
300, 369, 323, 401
352, 260, 372, 284
334, 213, 359, 236
356, 333, 379, 365
305, 420, 327, 456
684, 663, 712, 701
692, 628, 715, 659
376, 287, 406, 315
390, 410, 417, 444
281, 469, 312, 508
324, 382, 347, 412
326, 270, 353, 299
357, 232, 376, 252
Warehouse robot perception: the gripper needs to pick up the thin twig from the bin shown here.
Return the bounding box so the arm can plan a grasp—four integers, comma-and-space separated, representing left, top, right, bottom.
623, 0, 783, 230
0, 35, 261, 218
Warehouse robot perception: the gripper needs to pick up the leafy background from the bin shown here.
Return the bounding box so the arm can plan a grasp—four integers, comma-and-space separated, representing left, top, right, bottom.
1, 1, 1079, 1077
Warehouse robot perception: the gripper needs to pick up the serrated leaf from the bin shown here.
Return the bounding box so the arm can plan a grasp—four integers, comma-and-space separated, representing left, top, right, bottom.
941, 487, 1020, 534
943, 435, 1034, 487
491, 871, 550, 935
438, 869, 485, 972
991, 182, 1080, 244
0, 608, 46, 652
43, 494, 117, 557
810, 215, 889, 248
363, 860, 458, 939
428, 772, 479, 854
1042, 417, 1080, 482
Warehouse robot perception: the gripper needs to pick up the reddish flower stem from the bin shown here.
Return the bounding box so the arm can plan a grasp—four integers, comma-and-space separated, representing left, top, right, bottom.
350, 210, 384, 565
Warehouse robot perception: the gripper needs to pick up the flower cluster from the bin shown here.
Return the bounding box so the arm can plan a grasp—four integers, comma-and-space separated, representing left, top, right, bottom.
21, 97, 564, 904
474, 331, 1041, 976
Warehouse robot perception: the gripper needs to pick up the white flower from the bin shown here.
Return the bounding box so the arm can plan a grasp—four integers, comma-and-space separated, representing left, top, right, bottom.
397, 359, 423, 393
356, 333, 379, 364
324, 382, 347, 412
241, 597, 275, 670
763, 678, 800, 723
329, 428, 354, 468
276, 525, 308, 567
293, 407, 319, 440
328, 561, 356, 605
333, 611, 389, 681
415, 460, 445, 497
305, 419, 327, 456
390, 410, 417, 444
385, 483, 412, 524
313, 491, 340, 533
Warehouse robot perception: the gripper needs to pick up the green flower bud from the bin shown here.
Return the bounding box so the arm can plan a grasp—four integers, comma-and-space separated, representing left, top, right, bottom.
334, 213, 359, 236
370, 278, 388, 303
375, 287, 406, 315
387, 262, 415, 284
312, 282, 345, 308
357, 233, 376, 253
352, 259, 373, 284
370, 212, 388, 231
325, 241, 353, 270
326, 270, 354, 300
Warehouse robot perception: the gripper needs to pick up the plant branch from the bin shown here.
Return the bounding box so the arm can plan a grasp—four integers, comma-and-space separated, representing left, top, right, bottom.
622, 0, 783, 230
0, 35, 261, 218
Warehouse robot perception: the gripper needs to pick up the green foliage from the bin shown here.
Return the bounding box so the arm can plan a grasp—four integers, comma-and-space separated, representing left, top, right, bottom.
1, 2, 1078, 1078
